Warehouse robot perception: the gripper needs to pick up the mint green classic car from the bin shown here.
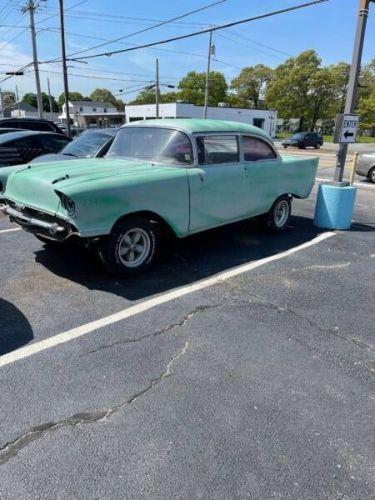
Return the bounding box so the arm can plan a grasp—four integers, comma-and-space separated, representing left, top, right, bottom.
0, 119, 318, 276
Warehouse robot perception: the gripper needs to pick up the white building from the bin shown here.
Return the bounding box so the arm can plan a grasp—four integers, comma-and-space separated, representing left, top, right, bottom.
59, 100, 124, 128
124, 102, 277, 137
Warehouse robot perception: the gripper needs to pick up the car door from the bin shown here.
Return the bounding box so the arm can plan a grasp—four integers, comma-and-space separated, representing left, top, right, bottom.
188, 134, 250, 233
241, 135, 281, 216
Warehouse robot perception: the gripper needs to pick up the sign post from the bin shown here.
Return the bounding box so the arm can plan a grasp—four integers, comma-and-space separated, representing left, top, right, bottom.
333, 0, 373, 182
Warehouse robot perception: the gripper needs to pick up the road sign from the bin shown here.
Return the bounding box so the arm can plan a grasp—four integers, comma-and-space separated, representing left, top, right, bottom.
333, 113, 360, 144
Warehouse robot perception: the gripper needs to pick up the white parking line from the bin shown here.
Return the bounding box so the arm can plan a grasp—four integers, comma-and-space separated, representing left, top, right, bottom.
0, 228, 21, 235
0, 231, 335, 369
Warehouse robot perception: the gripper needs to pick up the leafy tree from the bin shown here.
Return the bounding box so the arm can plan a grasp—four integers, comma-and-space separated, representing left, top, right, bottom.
357, 58, 375, 134
265, 50, 322, 131
328, 62, 350, 114
178, 71, 228, 106
58, 92, 85, 107
128, 88, 156, 105
90, 88, 117, 106
23, 92, 59, 112
230, 64, 273, 109
1, 90, 15, 113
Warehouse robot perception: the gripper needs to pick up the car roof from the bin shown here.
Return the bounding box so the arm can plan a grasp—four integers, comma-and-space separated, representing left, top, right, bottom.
0, 130, 62, 143
122, 119, 271, 139
0, 117, 54, 123
81, 128, 119, 136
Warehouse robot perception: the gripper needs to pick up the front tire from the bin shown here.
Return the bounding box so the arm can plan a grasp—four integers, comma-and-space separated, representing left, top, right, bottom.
368, 167, 375, 184
262, 196, 292, 231
98, 217, 160, 276
315, 143, 321, 149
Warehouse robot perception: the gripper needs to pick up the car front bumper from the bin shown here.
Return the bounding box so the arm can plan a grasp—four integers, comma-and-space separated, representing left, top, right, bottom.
0, 201, 78, 241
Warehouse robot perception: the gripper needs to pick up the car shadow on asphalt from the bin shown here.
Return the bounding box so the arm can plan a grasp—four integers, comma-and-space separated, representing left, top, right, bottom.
34, 215, 332, 302
0, 298, 33, 356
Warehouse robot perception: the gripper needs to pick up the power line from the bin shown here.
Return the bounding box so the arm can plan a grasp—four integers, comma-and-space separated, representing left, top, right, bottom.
43, 0, 328, 64
66, 0, 228, 58
218, 32, 286, 61
226, 29, 292, 58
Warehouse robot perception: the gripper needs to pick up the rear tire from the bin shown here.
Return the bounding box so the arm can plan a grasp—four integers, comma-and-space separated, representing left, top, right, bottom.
298, 143, 305, 149
98, 217, 160, 276
261, 196, 292, 231
368, 167, 375, 184
315, 143, 321, 149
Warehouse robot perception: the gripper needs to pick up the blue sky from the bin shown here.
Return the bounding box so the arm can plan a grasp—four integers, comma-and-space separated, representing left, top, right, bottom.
0, 0, 374, 100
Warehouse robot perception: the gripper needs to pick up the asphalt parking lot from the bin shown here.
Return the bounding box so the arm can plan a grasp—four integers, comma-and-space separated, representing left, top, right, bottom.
0, 174, 374, 499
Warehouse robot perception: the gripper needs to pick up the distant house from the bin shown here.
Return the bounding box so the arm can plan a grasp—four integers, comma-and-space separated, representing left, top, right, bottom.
59, 100, 124, 128
10, 102, 59, 121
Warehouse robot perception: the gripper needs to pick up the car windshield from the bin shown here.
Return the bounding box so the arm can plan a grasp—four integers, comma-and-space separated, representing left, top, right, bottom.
62, 131, 114, 157
291, 133, 305, 139
106, 127, 193, 165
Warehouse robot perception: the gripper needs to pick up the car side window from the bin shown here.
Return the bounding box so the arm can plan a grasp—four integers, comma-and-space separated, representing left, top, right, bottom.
8, 137, 39, 149
243, 136, 277, 162
197, 135, 239, 165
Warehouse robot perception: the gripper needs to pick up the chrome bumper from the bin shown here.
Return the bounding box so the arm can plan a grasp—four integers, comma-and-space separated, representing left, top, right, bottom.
1, 205, 66, 235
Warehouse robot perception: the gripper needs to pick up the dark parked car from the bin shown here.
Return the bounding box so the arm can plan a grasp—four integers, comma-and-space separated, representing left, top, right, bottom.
282, 132, 323, 149
0, 118, 66, 135
0, 127, 24, 135
31, 128, 118, 163
0, 131, 71, 167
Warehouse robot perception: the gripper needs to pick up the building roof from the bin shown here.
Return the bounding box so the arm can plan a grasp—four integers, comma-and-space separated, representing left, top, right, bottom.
12, 102, 38, 112
69, 100, 115, 108
123, 118, 271, 138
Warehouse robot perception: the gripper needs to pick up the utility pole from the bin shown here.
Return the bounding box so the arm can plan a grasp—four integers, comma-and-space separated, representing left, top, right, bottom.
203, 30, 213, 119
47, 77, 53, 114
155, 58, 160, 119
22, 1, 43, 119
334, 0, 373, 182
58, 0, 71, 136
0, 88, 4, 118
15, 85, 21, 117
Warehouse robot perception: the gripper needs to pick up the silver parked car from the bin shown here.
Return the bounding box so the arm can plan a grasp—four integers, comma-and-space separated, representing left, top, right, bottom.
356, 151, 375, 183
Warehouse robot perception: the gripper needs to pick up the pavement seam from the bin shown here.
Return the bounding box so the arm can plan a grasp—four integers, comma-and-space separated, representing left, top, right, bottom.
0, 340, 189, 466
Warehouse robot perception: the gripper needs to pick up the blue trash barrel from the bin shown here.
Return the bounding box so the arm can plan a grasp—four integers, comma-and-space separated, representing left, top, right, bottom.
314, 182, 357, 230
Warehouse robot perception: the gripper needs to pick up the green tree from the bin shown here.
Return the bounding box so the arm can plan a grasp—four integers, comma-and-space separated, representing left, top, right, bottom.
265, 50, 322, 131
58, 91, 85, 107
178, 71, 228, 106
90, 88, 117, 106
23, 92, 59, 112
230, 64, 273, 109
128, 87, 156, 105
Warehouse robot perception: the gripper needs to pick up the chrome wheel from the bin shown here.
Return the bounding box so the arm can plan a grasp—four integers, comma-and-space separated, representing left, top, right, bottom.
370, 168, 375, 183
274, 199, 290, 228
118, 228, 151, 268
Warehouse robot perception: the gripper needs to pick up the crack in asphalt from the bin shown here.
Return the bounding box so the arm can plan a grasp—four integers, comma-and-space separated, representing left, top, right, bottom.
79, 304, 218, 357
228, 290, 374, 353
0, 340, 189, 466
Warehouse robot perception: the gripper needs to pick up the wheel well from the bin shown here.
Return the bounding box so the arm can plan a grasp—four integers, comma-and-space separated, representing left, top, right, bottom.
368, 166, 375, 177
111, 211, 176, 237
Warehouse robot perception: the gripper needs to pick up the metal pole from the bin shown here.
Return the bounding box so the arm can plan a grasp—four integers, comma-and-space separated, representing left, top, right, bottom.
58, 0, 71, 136
334, 0, 370, 182
155, 58, 159, 119
15, 85, 21, 117
47, 77, 53, 114
0, 87, 4, 118
27, 2, 43, 119
203, 30, 213, 119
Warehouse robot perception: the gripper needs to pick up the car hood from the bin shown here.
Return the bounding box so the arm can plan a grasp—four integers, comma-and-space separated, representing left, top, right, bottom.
3, 158, 180, 216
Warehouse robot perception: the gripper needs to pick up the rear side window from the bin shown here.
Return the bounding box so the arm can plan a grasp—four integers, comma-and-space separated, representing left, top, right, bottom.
7, 136, 39, 148
243, 136, 277, 161
197, 135, 239, 165
38, 134, 70, 151
23, 121, 53, 132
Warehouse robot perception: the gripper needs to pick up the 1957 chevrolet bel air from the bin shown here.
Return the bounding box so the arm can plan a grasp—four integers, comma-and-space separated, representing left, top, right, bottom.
0, 119, 318, 276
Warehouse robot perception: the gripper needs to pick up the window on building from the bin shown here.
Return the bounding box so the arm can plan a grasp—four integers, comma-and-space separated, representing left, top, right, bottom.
92, 108, 97, 112
196, 135, 239, 165
103, 108, 107, 113
253, 118, 265, 129
243, 136, 277, 162
79, 107, 83, 112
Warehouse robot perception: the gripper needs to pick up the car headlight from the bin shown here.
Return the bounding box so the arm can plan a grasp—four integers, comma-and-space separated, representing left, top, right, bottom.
56, 191, 75, 216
